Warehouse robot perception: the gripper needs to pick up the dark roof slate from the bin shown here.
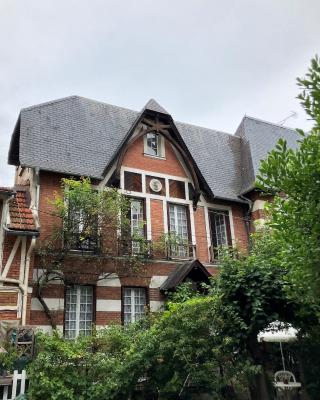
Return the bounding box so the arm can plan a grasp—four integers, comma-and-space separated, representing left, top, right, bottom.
143, 98, 169, 115
8, 96, 300, 202
235, 116, 300, 194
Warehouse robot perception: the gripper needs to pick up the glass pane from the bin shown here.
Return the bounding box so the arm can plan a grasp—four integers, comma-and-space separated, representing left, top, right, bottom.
146, 133, 159, 156
169, 204, 188, 257
65, 286, 93, 338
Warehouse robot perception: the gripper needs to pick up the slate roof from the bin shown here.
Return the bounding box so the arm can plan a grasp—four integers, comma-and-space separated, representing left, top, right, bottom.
160, 259, 211, 291
8, 96, 300, 202
235, 116, 300, 194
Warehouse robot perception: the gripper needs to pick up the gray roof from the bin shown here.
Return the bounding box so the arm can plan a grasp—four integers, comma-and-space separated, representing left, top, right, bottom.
235, 116, 300, 194
8, 96, 300, 201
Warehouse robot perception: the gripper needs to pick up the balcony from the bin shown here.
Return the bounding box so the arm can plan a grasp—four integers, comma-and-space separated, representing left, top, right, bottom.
65, 232, 100, 253
118, 237, 196, 261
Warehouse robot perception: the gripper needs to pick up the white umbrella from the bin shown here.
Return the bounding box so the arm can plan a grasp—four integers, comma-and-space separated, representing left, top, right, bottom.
257, 321, 298, 372
258, 321, 298, 343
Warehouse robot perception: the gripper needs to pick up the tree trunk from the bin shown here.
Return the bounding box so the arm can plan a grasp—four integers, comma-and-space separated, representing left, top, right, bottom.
248, 337, 272, 400
36, 290, 57, 329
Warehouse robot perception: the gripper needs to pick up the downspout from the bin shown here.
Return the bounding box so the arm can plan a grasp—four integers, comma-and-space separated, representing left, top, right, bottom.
239, 194, 253, 250
22, 236, 36, 325
0, 193, 15, 270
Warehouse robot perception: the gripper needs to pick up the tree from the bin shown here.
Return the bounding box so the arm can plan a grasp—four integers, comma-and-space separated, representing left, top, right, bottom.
257, 55, 320, 307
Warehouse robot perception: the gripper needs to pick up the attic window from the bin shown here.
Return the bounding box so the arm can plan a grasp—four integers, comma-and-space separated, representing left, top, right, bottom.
144, 132, 165, 158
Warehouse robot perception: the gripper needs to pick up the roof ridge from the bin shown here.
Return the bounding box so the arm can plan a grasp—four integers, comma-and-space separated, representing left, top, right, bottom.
22, 95, 140, 115
22, 95, 80, 112
243, 115, 297, 132
175, 119, 235, 138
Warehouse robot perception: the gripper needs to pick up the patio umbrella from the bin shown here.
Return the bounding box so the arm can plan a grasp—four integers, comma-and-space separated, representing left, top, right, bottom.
257, 321, 298, 371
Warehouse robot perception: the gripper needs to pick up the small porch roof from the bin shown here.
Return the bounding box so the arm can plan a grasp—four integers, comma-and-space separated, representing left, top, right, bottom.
160, 259, 211, 291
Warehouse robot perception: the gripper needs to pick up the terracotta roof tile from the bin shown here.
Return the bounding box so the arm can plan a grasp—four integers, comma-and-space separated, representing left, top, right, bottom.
8, 191, 37, 232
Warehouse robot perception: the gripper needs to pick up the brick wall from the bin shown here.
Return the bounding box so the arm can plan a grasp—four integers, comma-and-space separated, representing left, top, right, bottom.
194, 206, 209, 263
123, 136, 187, 177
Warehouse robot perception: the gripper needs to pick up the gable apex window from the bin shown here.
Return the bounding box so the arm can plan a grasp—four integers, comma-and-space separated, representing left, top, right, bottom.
144, 132, 165, 158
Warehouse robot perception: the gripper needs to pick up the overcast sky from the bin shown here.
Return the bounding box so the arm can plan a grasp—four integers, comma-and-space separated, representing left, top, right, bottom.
0, 0, 319, 186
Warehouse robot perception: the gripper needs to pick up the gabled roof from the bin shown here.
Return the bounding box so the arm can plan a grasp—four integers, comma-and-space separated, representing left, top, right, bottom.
8, 96, 300, 202
160, 259, 211, 291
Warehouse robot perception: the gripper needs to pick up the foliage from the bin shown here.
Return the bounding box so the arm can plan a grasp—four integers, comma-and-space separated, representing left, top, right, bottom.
27, 326, 142, 400
145, 297, 257, 398
257, 55, 320, 306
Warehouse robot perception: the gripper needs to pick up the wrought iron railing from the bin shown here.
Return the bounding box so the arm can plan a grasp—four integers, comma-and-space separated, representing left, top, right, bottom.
65, 233, 100, 253
166, 242, 196, 260
117, 237, 152, 258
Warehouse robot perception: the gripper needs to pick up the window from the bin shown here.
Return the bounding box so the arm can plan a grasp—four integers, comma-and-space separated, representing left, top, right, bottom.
64, 286, 93, 339
67, 205, 99, 251
123, 287, 147, 325
128, 198, 145, 254
168, 204, 190, 257
209, 210, 232, 260
144, 132, 164, 157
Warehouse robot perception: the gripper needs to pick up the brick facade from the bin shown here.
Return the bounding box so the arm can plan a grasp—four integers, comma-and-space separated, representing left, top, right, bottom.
1, 113, 254, 334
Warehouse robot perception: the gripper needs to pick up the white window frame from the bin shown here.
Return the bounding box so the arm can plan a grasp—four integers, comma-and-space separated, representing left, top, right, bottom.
64, 285, 94, 338
168, 203, 189, 258
123, 287, 147, 325
130, 198, 145, 254
143, 133, 165, 158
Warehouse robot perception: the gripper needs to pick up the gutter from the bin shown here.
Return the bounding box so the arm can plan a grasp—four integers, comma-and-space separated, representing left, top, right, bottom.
239, 194, 253, 248
4, 227, 40, 237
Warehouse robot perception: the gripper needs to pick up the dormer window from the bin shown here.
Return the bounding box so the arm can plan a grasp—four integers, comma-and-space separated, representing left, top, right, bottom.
144, 132, 165, 158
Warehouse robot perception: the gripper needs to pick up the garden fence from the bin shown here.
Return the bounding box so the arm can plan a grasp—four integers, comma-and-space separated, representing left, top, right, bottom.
0, 370, 27, 400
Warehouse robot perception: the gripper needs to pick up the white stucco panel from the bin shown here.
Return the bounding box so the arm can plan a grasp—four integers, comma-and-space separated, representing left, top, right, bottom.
149, 275, 168, 288
96, 299, 121, 312
97, 273, 121, 287
31, 297, 64, 311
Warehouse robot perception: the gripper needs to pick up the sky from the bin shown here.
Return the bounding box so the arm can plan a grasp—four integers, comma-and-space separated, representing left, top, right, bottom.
0, 0, 319, 186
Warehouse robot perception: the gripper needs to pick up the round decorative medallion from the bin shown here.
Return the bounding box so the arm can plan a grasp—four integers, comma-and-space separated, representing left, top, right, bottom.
149, 178, 162, 193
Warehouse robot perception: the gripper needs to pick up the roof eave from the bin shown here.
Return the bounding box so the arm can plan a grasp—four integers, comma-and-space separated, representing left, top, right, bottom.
8, 114, 21, 166
4, 227, 40, 237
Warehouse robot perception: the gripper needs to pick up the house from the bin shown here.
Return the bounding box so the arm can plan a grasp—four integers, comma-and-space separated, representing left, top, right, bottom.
0, 96, 299, 336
